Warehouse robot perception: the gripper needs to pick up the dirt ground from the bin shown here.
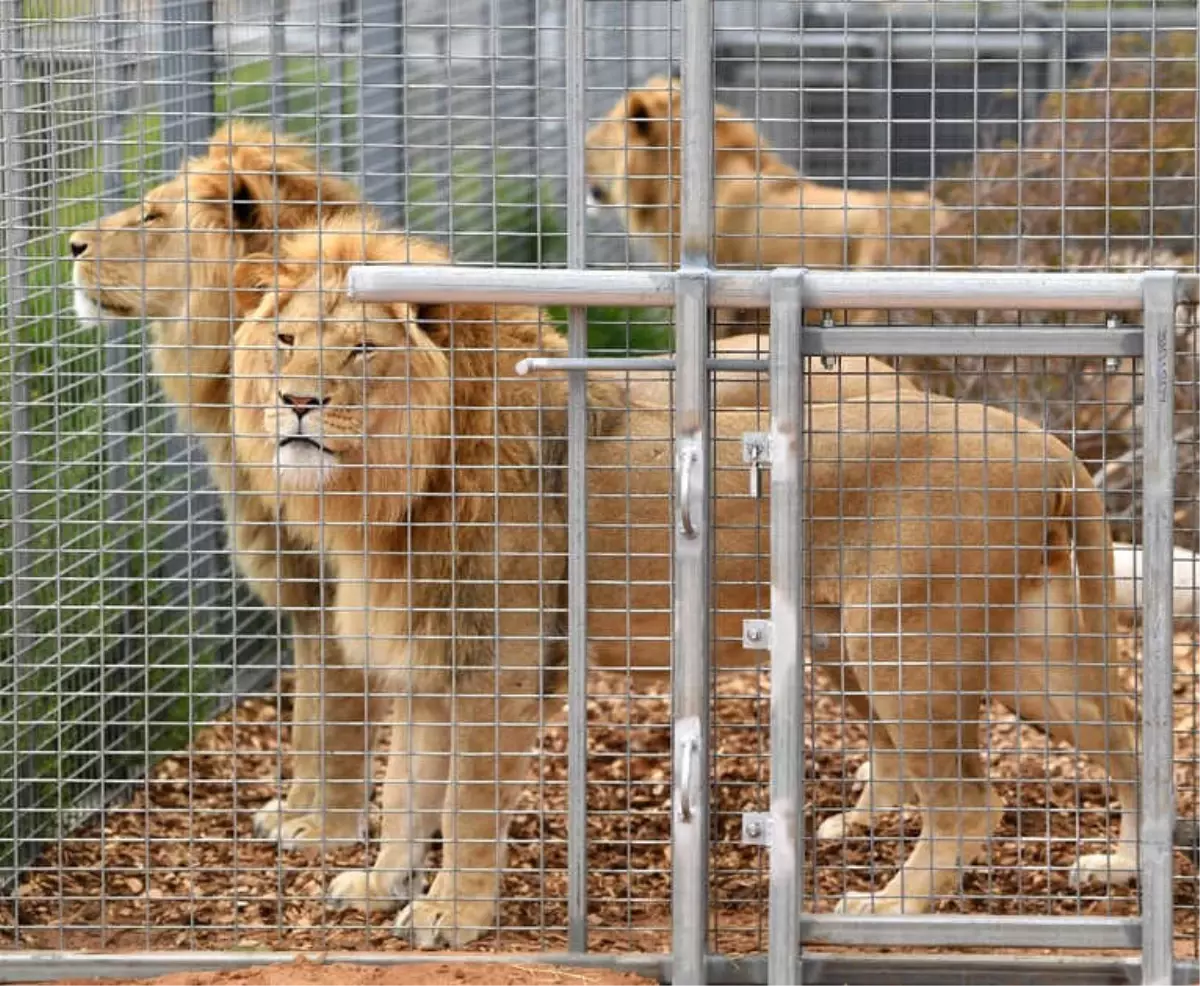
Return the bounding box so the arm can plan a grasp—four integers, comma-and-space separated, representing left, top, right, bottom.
4, 623, 1200, 974
30, 957, 655, 986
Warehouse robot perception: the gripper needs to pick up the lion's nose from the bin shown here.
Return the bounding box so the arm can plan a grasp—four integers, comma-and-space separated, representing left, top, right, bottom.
69, 235, 89, 258
280, 392, 329, 420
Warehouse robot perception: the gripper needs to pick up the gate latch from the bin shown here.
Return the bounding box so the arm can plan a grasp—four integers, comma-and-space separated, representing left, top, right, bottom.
742, 432, 772, 498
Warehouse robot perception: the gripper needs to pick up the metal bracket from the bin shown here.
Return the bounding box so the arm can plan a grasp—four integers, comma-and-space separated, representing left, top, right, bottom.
742, 619, 773, 650
741, 811, 772, 846
742, 431, 771, 498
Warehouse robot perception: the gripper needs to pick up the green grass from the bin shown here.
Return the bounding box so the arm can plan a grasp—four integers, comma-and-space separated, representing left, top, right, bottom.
0, 46, 672, 883
406, 149, 674, 355
0, 53, 350, 883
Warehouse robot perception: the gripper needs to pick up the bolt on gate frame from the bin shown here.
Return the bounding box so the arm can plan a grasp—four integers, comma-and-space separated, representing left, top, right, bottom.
348, 1, 1185, 984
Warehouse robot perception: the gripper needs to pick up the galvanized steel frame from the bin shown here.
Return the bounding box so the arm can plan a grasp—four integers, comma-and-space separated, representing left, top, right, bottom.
4, 256, 1177, 986
0, 0, 1189, 980
346, 263, 1185, 986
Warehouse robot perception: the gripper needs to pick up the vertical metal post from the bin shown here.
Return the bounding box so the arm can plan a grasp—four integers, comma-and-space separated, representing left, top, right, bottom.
1, 0, 36, 723
767, 269, 806, 985
158, 0, 216, 171
563, 0, 588, 955
672, 0, 714, 979
357, 0, 405, 223
99, 0, 138, 751
1139, 269, 1178, 986
268, 0, 287, 122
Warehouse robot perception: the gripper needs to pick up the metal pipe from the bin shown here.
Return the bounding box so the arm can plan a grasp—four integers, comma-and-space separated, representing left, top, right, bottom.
515, 324, 1143, 371
1138, 270, 1179, 986
670, 0, 716, 975
563, 0, 588, 952
670, 268, 712, 986
348, 264, 1151, 312
800, 913, 1140, 950
767, 269, 805, 985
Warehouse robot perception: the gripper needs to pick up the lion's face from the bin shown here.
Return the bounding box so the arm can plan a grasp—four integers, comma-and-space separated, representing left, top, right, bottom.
69, 121, 363, 327
232, 227, 452, 505
70, 176, 232, 323
585, 76, 681, 223
585, 76, 775, 234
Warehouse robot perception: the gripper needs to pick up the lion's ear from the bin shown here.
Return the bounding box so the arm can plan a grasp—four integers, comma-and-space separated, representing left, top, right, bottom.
208, 122, 361, 231
406, 301, 451, 348
233, 251, 284, 315
627, 89, 672, 143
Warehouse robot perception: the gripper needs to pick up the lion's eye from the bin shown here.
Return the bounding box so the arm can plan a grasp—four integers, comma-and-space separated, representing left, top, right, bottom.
142, 210, 161, 224
277, 333, 294, 347
356, 341, 377, 355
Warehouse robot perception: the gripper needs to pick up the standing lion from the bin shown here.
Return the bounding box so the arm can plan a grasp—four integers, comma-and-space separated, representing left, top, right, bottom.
231, 218, 1140, 947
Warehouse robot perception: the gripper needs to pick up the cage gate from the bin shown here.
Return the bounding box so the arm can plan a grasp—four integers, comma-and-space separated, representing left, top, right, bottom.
352, 261, 1182, 985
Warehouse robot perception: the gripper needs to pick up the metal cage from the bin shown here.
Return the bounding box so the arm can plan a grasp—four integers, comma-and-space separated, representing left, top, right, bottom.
2, 1, 1199, 984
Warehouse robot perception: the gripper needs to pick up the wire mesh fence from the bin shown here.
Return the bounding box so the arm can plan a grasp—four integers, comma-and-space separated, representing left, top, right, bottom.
1, 0, 1199, 984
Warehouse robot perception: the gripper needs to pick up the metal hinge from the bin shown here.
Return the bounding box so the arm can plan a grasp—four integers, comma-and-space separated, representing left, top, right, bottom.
742, 431, 771, 498
741, 811, 772, 846
742, 619, 773, 650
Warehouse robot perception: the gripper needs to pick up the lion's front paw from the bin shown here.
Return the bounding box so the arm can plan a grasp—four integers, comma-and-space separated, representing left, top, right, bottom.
834, 889, 928, 915
1069, 852, 1139, 890
816, 810, 867, 841
252, 790, 319, 839
394, 892, 497, 949
327, 867, 418, 913
269, 809, 367, 854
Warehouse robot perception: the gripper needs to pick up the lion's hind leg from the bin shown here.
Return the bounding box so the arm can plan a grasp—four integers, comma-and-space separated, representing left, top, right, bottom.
835, 612, 1002, 915
1007, 576, 1140, 889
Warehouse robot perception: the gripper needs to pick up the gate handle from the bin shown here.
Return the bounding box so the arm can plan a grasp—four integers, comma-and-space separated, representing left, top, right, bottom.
676, 441, 700, 539
676, 731, 699, 823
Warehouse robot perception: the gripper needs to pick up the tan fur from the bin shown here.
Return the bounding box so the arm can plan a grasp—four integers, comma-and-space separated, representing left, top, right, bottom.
231, 220, 626, 948
232, 227, 1140, 945
610, 332, 921, 409
585, 75, 939, 335
69, 121, 378, 850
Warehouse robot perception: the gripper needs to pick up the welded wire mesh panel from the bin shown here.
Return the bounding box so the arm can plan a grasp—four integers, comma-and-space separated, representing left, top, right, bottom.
2, 0, 1200, 980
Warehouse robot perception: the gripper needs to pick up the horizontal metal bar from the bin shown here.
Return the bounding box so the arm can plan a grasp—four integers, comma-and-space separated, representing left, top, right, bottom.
0, 951, 1149, 986
517, 327, 1140, 374
801, 914, 1140, 950
809, 326, 1143, 357
808, 955, 1141, 986
516, 356, 765, 375
517, 356, 676, 375
349, 265, 1154, 313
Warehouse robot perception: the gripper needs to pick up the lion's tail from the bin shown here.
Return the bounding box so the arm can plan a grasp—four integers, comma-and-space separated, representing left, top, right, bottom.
1053, 456, 1141, 868
1055, 458, 1117, 642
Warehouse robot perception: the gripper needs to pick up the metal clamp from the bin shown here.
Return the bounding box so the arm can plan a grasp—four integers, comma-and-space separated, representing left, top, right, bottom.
676, 437, 701, 539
